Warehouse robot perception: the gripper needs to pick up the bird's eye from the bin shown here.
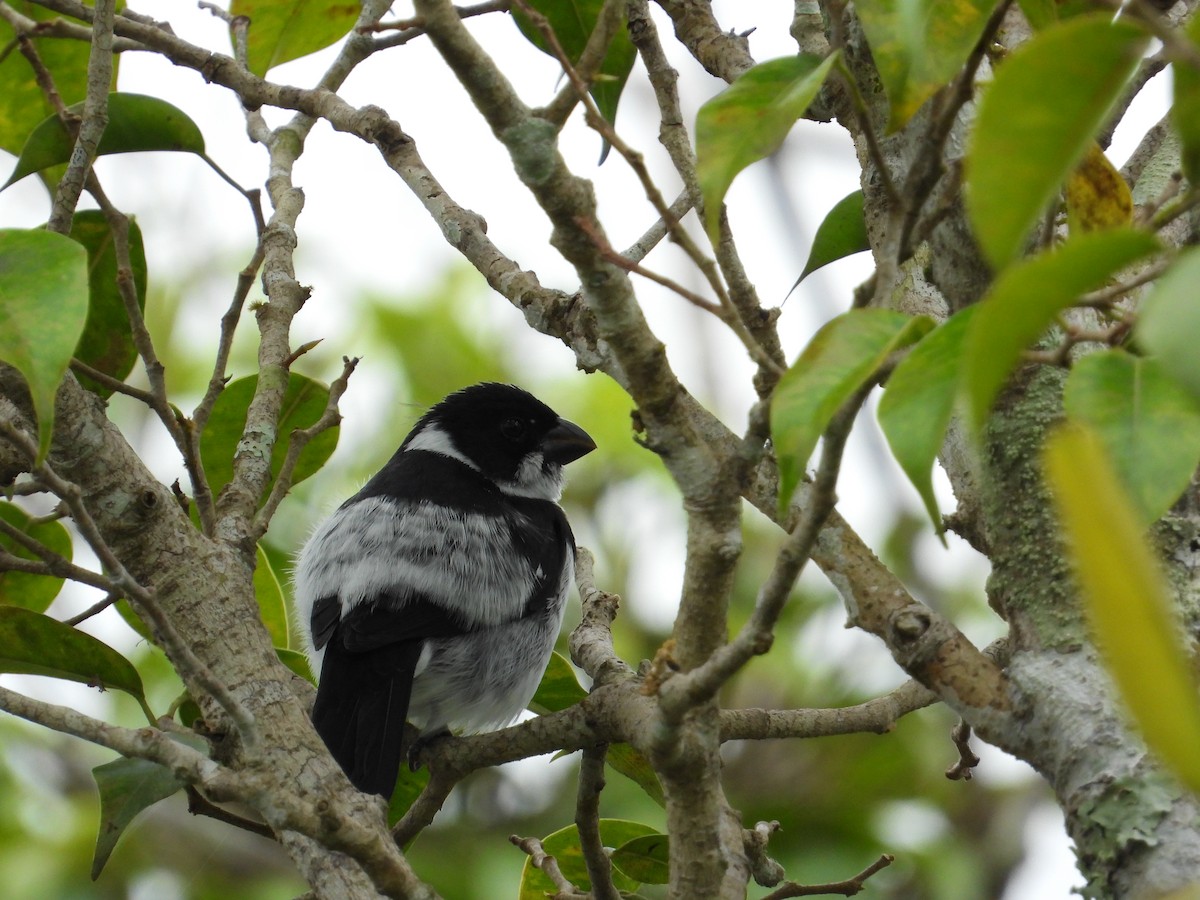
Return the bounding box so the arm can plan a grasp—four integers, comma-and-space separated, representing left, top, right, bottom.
500, 418, 528, 441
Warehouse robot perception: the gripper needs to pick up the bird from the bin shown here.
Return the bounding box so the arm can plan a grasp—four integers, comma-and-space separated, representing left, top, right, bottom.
292, 383, 595, 796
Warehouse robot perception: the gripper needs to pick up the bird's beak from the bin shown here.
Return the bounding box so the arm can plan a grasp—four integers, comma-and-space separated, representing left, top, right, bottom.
542, 418, 596, 465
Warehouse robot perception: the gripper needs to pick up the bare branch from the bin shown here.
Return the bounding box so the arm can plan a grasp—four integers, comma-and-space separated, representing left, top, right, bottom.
762, 854, 895, 899
575, 744, 621, 900
509, 835, 589, 899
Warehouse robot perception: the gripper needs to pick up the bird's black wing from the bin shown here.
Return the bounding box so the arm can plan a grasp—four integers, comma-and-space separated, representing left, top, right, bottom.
310, 591, 470, 796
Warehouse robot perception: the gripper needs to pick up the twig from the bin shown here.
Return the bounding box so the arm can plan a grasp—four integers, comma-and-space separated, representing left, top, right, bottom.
539, 0, 625, 128
189, 239, 267, 534
569, 547, 635, 686
945, 719, 981, 781
250, 356, 358, 540
68, 358, 156, 405
64, 591, 121, 625
368, 0, 510, 49
46, 0, 115, 234
509, 835, 589, 899
744, 820, 785, 888
575, 743, 621, 900
762, 854, 895, 898
719, 679, 938, 742
576, 216, 721, 313
185, 786, 275, 838
0, 683, 235, 793
512, 0, 784, 376
620, 188, 694, 263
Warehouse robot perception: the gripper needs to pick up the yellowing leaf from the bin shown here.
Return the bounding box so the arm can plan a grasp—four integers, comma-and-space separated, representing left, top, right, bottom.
1066, 143, 1133, 234
1044, 423, 1200, 794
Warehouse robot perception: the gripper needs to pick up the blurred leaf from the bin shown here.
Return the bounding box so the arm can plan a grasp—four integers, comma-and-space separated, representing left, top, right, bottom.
963, 228, 1160, 430
4, 93, 205, 190
529, 651, 587, 713
696, 53, 839, 242
607, 744, 665, 808
1172, 15, 1200, 183
116, 597, 153, 643
518, 819, 659, 898
91, 739, 204, 879
0, 606, 149, 713
276, 647, 313, 684
966, 15, 1147, 267
1044, 422, 1200, 794
176, 696, 203, 729
229, 0, 360, 77
200, 372, 339, 501
772, 310, 934, 509
0, 502, 72, 612
68, 210, 147, 396
0, 1, 119, 159
1066, 143, 1133, 235
0, 228, 90, 458
1063, 351, 1200, 523
877, 306, 979, 536
512, 0, 636, 156
1136, 246, 1200, 402
1016, 0, 1057, 30
610, 832, 670, 884
792, 191, 869, 288
857, 0, 1002, 129
255, 543, 289, 649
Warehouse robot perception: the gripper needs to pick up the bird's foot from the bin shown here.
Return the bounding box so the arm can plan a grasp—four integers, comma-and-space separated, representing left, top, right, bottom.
407, 727, 452, 771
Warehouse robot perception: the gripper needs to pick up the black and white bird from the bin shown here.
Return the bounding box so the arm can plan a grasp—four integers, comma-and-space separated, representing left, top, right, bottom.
293, 383, 595, 796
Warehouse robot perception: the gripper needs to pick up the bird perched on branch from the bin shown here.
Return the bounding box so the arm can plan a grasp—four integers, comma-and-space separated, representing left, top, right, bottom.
293, 383, 595, 796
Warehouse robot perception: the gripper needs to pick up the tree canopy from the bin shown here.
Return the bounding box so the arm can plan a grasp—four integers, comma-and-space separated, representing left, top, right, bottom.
1, 0, 1199, 898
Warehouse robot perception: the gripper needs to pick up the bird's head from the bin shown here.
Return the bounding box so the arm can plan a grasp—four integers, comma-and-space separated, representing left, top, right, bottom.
402, 383, 595, 500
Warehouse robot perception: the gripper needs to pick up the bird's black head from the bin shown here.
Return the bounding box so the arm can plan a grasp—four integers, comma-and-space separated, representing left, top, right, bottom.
402, 383, 595, 499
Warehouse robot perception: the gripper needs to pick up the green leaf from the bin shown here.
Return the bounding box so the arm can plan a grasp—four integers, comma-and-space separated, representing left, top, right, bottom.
387, 764, 431, 832
511, 0, 637, 153
518, 820, 659, 898
200, 372, 339, 502
0, 1, 119, 160
772, 309, 935, 509
696, 53, 839, 242
962, 228, 1160, 430
0, 606, 148, 712
610, 833, 670, 884
529, 651, 587, 713
857, 0, 1003, 129
229, 0, 360, 77
276, 647, 313, 683
91, 739, 204, 879
966, 15, 1147, 268
1043, 422, 1200, 794
1136, 246, 1200, 403
792, 191, 869, 288
607, 744, 665, 808
1063, 351, 1200, 523
877, 306, 979, 536
0, 502, 73, 612
4, 93, 205, 190
1172, 16, 1200, 183
68, 210, 148, 396
115, 598, 153, 643
255, 543, 289, 648
0, 228, 90, 458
